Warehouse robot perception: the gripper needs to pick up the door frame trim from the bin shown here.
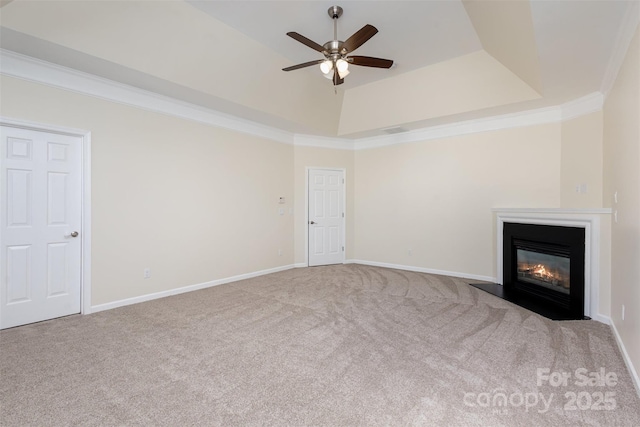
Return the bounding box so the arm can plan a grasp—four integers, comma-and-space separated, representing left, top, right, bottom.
0, 116, 92, 315
305, 167, 346, 267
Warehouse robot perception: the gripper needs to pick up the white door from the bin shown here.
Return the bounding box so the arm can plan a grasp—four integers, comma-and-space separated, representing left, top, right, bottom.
308, 169, 344, 266
1, 126, 82, 329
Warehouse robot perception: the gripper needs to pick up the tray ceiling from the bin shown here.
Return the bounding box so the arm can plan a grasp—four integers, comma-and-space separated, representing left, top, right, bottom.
0, 0, 635, 138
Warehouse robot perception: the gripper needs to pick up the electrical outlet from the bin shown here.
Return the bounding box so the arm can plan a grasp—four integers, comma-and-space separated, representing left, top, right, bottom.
622, 305, 625, 321
408, 249, 412, 256
278, 249, 283, 256
144, 268, 151, 279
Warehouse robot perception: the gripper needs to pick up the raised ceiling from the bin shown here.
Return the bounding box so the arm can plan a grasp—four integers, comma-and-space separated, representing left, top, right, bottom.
0, 0, 635, 138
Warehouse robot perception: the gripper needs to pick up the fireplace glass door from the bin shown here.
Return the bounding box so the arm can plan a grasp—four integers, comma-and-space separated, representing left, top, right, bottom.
516, 249, 570, 294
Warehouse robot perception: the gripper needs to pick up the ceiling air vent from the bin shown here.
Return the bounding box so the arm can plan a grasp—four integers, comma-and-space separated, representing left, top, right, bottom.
382, 126, 408, 135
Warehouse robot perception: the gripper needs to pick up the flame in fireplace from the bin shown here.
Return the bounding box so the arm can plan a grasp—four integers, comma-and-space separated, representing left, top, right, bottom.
534, 264, 548, 277
518, 262, 568, 288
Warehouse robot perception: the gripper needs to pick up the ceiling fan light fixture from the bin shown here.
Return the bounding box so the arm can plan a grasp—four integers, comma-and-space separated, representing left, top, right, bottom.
336, 58, 349, 73
338, 68, 350, 79
320, 60, 333, 74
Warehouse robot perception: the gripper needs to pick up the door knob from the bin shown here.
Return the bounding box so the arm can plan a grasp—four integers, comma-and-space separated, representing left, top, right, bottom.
66, 231, 79, 238
309, 221, 316, 225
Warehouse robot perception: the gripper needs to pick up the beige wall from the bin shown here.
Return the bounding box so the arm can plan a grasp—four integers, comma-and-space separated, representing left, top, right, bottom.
560, 111, 604, 208
559, 111, 611, 318
353, 123, 562, 278
603, 28, 640, 376
0, 56, 624, 347
0, 75, 295, 306
293, 146, 355, 264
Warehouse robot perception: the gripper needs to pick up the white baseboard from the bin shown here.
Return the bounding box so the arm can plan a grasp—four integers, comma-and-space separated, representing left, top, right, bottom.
610, 320, 640, 397
91, 264, 297, 313
345, 259, 497, 283
590, 313, 611, 325
294, 263, 308, 268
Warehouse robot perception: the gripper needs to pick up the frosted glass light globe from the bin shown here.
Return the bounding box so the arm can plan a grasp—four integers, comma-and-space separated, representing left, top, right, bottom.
320, 60, 333, 74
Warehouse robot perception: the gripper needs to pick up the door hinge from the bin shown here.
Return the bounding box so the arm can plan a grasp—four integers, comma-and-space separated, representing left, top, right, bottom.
342, 246, 344, 252
342, 212, 344, 218
342, 178, 345, 184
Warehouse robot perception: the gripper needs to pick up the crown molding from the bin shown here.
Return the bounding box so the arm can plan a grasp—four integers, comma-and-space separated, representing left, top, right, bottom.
350, 105, 561, 150
600, 1, 640, 98
1, 49, 605, 152
0, 49, 294, 145
293, 134, 354, 150
350, 93, 603, 150
561, 92, 604, 121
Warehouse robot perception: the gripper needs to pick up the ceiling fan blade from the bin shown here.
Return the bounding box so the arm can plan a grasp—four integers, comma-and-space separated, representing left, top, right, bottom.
342, 24, 378, 53
333, 68, 344, 86
348, 56, 394, 69
282, 59, 324, 72
286, 32, 326, 53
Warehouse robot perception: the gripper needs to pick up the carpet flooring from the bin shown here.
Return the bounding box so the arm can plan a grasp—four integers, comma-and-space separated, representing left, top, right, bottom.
1, 264, 639, 426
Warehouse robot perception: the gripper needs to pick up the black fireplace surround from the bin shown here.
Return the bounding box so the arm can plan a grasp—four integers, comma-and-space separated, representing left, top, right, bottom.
503, 223, 586, 320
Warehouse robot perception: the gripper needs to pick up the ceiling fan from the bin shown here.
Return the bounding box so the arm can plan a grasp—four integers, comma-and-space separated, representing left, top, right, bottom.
282, 5, 394, 86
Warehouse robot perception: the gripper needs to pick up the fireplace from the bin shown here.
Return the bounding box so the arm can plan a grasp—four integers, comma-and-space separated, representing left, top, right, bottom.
490, 209, 609, 323
503, 223, 585, 320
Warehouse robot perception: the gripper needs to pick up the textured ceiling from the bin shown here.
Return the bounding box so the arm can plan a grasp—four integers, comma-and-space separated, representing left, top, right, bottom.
0, 0, 635, 138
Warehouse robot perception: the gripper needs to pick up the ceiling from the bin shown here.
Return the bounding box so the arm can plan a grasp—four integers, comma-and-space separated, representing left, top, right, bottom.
187, 1, 483, 89
0, 0, 635, 139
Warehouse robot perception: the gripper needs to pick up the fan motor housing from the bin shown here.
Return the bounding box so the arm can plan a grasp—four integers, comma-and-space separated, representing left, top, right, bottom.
323, 40, 345, 55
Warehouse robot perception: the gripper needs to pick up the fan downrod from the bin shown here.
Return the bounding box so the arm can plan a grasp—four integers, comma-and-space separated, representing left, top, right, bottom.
328, 5, 343, 19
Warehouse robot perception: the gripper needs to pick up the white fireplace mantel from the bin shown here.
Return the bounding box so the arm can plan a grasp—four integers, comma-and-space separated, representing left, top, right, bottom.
493, 208, 612, 323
